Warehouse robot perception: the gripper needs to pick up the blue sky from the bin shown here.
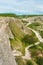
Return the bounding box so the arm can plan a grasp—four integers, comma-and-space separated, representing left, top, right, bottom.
0, 0, 43, 15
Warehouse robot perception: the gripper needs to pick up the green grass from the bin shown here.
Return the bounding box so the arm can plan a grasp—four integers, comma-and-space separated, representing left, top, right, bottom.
29, 43, 43, 65
9, 37, 25, 54
9, 19, 38, 55
9, 21, 26, 54
10, 37, 22, 49
9, 24, 38, 55
29, 43, 43, 58
9, 20, 24, 40
39, 31, 43, 38
26, 60, 37, 65
35, 57, 43, 65
28, 22, 41, 29
21, 33, 38, 46
39, 43, 43, 49
15, 57, 26, 65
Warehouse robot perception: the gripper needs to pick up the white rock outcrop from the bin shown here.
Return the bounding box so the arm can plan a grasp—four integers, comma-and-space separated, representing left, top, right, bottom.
0, 17, 17, 65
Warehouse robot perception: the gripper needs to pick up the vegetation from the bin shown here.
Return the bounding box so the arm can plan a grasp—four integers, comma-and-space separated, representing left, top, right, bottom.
9, 20, 24, 39
26, 60, 37, 65
39, 31, 43, 38
0, 13, 43, 65
22, 20, 28, 25
35, 57, 43, 65
28, 22, 41, 29
18, 15, 43, 18
29, 43, 43, 57
0, 13, 43, 18
26, 60, 34, 65
0, 13, 18, 17
21, 34, 38, 46
29, 43, 43, 65
9, 36, 26, 54
16, 57, 26, 65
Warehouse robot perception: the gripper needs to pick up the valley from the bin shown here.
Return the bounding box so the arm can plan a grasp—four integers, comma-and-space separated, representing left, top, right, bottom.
0, 15, 43, 65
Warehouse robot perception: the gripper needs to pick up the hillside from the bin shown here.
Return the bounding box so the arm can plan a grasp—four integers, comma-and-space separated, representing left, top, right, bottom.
0, 16, 43, 65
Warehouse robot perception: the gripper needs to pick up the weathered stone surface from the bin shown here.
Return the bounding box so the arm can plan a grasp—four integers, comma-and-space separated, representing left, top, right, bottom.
0, 19, 17, 65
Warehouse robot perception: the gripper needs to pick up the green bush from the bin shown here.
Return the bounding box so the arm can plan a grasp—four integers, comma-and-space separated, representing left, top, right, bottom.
39, 31, 43, 38
35, 57, 43, 65
22, 34, 37, 46
26, 60, 36, 65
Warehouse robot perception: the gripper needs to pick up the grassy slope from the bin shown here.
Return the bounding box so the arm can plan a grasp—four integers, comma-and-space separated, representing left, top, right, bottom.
8, 14, 43, 65
9, 19, 39, 55
0, 13, 42, 65
9, 20, 25, 54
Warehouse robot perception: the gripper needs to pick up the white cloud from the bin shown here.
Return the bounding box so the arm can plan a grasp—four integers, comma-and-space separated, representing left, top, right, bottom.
0, 0, 43, 14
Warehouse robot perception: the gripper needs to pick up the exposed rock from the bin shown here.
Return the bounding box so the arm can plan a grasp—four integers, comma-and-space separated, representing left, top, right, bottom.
0, 18, 17, 65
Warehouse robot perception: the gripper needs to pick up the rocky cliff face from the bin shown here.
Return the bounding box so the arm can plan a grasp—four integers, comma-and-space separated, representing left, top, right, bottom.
0, 17, 17, 65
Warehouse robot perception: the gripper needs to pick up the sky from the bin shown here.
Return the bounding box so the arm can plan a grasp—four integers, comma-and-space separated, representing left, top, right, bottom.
0, 0, 43, 15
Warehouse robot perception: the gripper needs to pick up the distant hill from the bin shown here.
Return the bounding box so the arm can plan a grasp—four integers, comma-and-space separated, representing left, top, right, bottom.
0, 13, 17, 17
0, 13, 43, 18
